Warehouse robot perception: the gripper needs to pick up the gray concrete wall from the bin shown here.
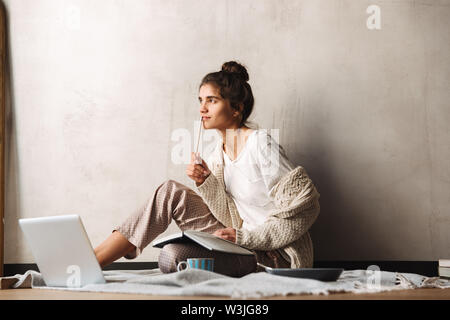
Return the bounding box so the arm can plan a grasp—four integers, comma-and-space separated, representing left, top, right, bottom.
3, 0, 449, 264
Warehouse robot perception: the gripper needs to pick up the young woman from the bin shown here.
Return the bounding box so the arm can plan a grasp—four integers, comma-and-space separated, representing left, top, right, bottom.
94, 61, 320, 277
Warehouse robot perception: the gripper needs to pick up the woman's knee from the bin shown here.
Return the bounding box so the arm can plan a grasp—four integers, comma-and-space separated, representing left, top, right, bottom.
158, 243, 222, 274
157, 179, 189, 196
158, 243, 195, 273
157, 179, 174, 193
161, 179, 184, 188
157, 243, 258, 277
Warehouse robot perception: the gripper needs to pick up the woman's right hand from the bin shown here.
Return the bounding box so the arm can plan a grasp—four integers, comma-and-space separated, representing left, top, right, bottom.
186, 152, 211, 186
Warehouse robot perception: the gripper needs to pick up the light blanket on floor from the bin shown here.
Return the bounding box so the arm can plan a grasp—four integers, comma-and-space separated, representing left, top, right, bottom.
1, 269, 449, 298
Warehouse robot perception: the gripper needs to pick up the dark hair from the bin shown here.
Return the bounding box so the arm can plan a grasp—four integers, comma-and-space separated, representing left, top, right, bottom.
199, 61, 255, 128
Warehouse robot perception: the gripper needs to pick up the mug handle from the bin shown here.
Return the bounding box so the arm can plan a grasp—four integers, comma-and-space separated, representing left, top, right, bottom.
177, 261, 189, 272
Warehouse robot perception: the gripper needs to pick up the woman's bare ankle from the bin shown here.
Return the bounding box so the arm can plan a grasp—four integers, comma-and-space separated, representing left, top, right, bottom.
94, 231, 137, 269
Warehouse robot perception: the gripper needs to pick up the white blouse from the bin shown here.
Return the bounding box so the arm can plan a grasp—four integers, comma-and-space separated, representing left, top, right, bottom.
221, 129, 295, 231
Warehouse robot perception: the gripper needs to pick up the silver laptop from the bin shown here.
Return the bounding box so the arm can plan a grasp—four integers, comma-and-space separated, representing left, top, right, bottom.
19, 214, 106, 287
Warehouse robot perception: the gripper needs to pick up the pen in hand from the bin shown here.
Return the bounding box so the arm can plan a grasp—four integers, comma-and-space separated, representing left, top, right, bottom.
186, 117, 211, 185
194, 116, 203, 164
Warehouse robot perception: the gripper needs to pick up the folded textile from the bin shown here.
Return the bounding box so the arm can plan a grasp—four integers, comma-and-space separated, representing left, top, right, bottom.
1, 269, 449, 299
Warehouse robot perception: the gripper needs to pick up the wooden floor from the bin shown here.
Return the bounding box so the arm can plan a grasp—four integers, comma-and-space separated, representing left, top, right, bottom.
1, 287, 449, 300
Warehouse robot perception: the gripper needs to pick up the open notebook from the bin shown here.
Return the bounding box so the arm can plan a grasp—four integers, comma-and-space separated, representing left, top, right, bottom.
152, 230, 255, 256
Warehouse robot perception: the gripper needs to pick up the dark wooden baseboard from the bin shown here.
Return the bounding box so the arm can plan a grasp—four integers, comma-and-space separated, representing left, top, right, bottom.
3, 261, 439, 277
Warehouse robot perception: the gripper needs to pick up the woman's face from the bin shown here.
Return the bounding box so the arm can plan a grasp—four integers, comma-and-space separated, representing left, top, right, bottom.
198, 83, 239, 130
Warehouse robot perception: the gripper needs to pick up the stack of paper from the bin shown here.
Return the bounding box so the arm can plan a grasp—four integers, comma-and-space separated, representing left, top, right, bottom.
438, 259, 450, 279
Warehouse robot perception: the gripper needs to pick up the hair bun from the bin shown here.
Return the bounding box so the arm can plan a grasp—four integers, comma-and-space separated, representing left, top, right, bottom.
221, 61, 249, 82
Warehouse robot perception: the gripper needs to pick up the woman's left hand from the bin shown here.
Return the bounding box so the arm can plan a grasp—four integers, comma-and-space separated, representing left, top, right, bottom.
213, 227, 236, 243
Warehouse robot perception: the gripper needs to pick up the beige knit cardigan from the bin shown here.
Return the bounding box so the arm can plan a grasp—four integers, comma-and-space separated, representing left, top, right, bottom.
193, 140, 321, 268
